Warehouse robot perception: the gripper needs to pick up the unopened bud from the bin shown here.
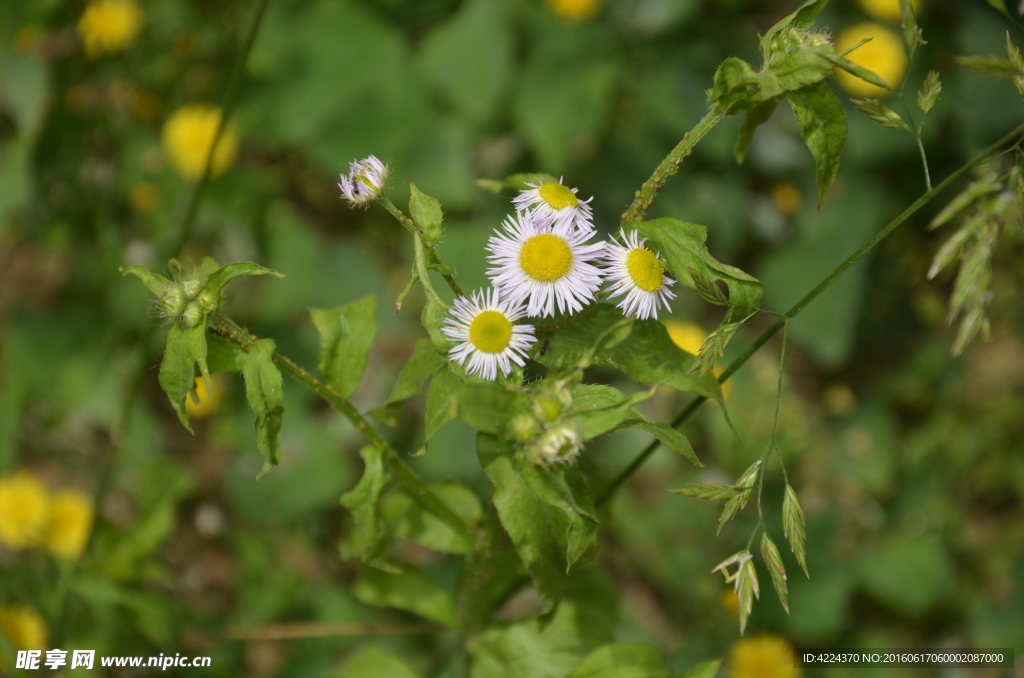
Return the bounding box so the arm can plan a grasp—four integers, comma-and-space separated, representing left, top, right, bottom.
197, 289, 219, 313
180, 301, 203, 328
160, 285, 186, 318
181, 279, 201, 299
509, 413, 542, 442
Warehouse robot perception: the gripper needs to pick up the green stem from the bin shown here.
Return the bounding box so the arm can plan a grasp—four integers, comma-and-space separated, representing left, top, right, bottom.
455, 506, 503, 676
414, 234, 451, 309
916, 134, 932, 190
596, 122, 1024, 508
381, 196, 464, 298
210, 314, 475, 549
621, 105, 729, 223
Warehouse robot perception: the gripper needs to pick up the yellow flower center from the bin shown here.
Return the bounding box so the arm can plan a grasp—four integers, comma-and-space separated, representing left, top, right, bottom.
538, 183, 578, 210
626, 247, 664, 291
519, 233, 573, 282
469, 311, 513, 353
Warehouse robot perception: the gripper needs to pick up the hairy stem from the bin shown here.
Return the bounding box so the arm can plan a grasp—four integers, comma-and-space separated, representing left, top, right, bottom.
597, 122, 1024, 507
621, 105, 729, 223
381, 196, 464, 298
210, 314, 476, 548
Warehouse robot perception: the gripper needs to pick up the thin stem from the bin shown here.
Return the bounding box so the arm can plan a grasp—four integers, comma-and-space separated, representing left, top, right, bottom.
171, 0, 271, 256
209, 314, 475, 548
414, 234, 451, 309
596, 122, 1024, 508
621, 105, 729, 223
380, 196, 464, 298
916, 135, 932, 190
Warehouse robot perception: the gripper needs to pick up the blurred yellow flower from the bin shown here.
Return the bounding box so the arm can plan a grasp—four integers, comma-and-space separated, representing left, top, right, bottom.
835, 23, 907, 98
728, 634, 799, 678
858, 0, 921, 23
0, 605, 47, 651
720, 587, 740, 614
130, 181, 162, 213
770, 182, 802, 217
546, 0, 600, 22
664, 320, 732, 397
161, 105, 238, 181
77, 0, 142, 59
45, 489, 94, 560
185, 374, 222, 419
0, 471, 49, 551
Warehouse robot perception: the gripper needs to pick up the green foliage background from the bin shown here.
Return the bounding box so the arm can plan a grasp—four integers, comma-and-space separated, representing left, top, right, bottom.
1, 0, 1023, 675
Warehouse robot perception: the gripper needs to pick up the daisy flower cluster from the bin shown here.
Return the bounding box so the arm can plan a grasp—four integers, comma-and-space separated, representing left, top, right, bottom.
444, 178, 677, 381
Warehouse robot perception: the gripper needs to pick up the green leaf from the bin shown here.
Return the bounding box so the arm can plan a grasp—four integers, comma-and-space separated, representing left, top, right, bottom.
708, 57, 770, 112
120, 265, 172, 296
768, 46, 835, 92
206, 334, 246, 373
630, 219, 764, 325
340, 445, 393, 565
205, 262, 283, 295
478, 434, 581, 606
337, 646, 421, 678
985, 0, 1010, 17
734, 99, 779, 164
759, 0, 829, 58
425, 366, 461, 445
567, 643, 672, 678
680, 660, 722, 678
241, 339, 285, 477
535, 305, 723, 402
917, 70, 942, 115
571, 384, 653, 440
788, 82, 848, 210
783, 484, 809, 577
421, 294, 452, 354
373, 339, 447, 425
309, 295, 377, 399
409, 182, 444, 246
158, 323, 211, 432
612, 419, 701, 466
454, 382, 532, 435
514, 455, 599, 571
760, 533, 790, 613
381, 481, 482, 555
352, 565, 457, 627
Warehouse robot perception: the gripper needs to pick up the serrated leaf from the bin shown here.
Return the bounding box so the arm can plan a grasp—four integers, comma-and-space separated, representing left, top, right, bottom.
241, 339, 284, 477
783, 484, 809, 577
789, 82, 848, 210
917, 71, 941, 115
204, 262, 283, 295
769, 46, 836, 92
708, 57, 769, 112
409, 181, 443, 245
680, 660, 722, 678
424, 367, 460, 449
454, 382, 532, 435
340, 445, 392, 565
478, 433, 585, 607
381, 481, 482, 555
352, 566, 457, 627
612, 419, 701, 467
670, 484, 739, 501
571, 384, 653, 440
158, 323, 210, 432
120, 264, 172, 296
309, 295, 377, 400
737, 558, 760, 635
567, 643, 672, 678
630, 219, 763, 325
735, 99, 779, 165
373, 339, 447, 426
760, 534, 790, 613
852, 97, 911, 132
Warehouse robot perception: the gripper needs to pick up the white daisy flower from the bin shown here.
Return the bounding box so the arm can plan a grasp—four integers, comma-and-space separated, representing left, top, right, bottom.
338, 155, 389, 206
442, 288, 536, 382
512, 178, 594, 233
532, 423, 584, 465
602, 229, 677, 320
486, 212, 605, 318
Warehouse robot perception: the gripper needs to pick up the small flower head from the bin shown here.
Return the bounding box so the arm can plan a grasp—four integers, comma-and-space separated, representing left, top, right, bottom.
338, 155, 389, 207
162, 105, 238, 180
0, 605, 47, 651
45, 489, 94, 560
77, 0, 142, 59
529, 423, 584, 465
603, 229, 676, 320
486, 212, 605, 317
442, 288, 536, 381
513, 179, 594, 234
727, 634, 800, 678
834, 23, 907, 98
0, 471, 49, 551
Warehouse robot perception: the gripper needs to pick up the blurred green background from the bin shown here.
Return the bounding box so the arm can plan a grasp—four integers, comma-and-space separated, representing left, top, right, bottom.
1, 0, 1023, 675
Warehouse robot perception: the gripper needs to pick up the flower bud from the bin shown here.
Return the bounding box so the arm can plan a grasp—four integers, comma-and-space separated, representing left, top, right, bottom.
508, 413, 542, 442
197, 289, 219, 313
159, 285, 187, 318
529, 423, 584, 465
532, 382, 573, 424
181, 279, 201, 299
180, 301, 203, 328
